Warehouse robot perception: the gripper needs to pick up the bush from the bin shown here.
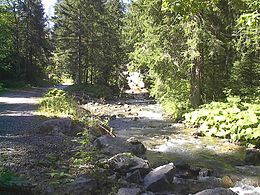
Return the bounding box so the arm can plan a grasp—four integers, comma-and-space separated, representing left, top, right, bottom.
39, 89, 78, 117
184, 96, 260, 147
1, 80, 30, 89
66, 84, 115, 100
0, 170, 25, 188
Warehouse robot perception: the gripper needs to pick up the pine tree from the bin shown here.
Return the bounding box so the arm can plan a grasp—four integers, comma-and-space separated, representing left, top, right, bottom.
53, 0, 125, 86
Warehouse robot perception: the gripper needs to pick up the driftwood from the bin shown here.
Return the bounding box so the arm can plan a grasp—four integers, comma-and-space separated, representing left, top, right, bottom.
79, 106, 116, 137
97, 123, 116, 137
93, 116, 116, 137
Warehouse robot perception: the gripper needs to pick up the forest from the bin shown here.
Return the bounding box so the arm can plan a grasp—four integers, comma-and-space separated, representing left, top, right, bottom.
1, 0, 259, 143
0, 0, 260, 194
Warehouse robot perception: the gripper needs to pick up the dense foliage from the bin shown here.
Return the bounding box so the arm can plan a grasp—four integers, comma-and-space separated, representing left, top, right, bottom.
1, 0, 259, 147
0, 170, 26, 188
124, 0, 260, 118
0, 0, 51, 85
66, 84, 115, 100
39, 89, 78, 117
185, 96, 260, 147
52, 0, 126, 87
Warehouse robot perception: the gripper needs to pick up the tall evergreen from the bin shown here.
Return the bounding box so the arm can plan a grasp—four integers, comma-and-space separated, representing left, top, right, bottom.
53, 0, 125, 86
0, 0, 51, 84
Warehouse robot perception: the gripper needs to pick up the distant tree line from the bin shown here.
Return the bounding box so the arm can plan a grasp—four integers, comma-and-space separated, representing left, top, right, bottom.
0, 0, 126, 87
52, 0, 126, 86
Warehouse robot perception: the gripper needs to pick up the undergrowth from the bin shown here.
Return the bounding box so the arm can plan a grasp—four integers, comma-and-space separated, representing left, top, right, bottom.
185, 96, 260, 148
66, 84, 116, 100
0, 170, 27, 188
38, 88, 79, 117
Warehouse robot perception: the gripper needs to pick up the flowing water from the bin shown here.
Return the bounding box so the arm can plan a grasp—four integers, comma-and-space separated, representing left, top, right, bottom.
83, 97, 260, 194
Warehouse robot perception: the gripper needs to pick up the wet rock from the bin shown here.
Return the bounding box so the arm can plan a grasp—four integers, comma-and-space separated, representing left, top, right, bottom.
117, 187, 142, 195
143, 163, 176, 192
133, 117, 139, 121
38, 118, 80, 136
117, 114, 125, 118
108, 153, 150, 175
127, 137, 141, 144
199, 168, 213, 177
140, 192, 155, 195
111, 115, 117, 120
126, 170, 143, 184
171, 176, 225, 194
195, 187, 237, 195
190, 167, 201, 177
67, 176, 98, 195
245, 149, 260, 165
93, 135, 146, 155
127, 137, 147, 155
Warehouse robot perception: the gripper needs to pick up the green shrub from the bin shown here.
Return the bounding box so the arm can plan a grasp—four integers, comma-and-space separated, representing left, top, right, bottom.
184, 96, 260, 147
0, 170, 26, 188
1, 80, 30, 89
66, 84, 115, 100
39, 89, 78, 117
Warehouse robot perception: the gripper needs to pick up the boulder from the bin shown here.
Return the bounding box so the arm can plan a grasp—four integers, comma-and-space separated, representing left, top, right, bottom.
195, 187, 237, 195
143, 163, 176, 192
127, 137, 147, 155
67, 176, 98, 195
245, 149, 260, 165
171, 176, 225, 194
38, 118, 80, 136
108, 153, 150, 175
117, 188, 142, 195
126, 170, 143, 184
93, 135, 146, 156
199, 168, 213, 177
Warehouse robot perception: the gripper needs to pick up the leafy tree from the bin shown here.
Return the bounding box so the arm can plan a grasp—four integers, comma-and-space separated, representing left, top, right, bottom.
231, 0, 260, 96
0, 0, 51, 84
124, 0, 259, 118
0, 3, 14, 79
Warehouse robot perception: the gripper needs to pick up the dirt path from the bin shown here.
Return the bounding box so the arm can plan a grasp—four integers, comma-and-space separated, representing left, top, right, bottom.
0, 88, 47, 135
0, 87, 78, 194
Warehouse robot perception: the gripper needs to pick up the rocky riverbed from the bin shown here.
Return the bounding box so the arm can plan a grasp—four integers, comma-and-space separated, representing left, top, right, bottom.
1, 88, 259, 194
82, 96, 260, 195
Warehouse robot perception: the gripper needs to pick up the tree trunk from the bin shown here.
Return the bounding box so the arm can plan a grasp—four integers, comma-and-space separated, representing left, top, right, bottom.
191, 62, 201, 108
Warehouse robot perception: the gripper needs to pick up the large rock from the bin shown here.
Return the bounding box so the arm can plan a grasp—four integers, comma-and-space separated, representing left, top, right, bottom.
38, 118, 80, 136
108, 153, 150, 175
66, 176, 98, 195
127, 137, 147, 155
245, 149, 260, 165
117, 188, 142, 195
195, 187, 237, 195
171, 176, 226, 194
143, 163, 176, 192
126, 170, 143, 184
93, 135, 146, 156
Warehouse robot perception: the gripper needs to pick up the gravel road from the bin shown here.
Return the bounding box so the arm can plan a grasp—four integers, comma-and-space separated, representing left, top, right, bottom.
0, 88, 47, 135
0, 87, 77, 194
